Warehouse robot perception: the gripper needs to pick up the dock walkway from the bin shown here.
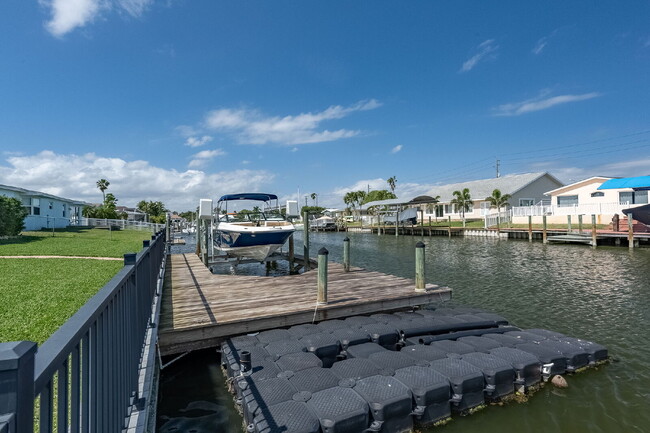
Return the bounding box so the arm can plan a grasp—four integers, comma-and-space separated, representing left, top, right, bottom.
158, 253, 451, 355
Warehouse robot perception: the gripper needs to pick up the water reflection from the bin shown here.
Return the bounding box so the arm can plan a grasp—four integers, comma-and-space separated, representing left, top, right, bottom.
161, 232, 650, 433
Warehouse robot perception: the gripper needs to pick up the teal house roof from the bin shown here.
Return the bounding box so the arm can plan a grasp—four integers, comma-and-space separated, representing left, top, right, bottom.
597, 176, 650, 190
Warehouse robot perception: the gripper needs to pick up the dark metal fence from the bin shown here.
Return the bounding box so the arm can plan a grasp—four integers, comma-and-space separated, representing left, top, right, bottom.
0, 230, 166, 433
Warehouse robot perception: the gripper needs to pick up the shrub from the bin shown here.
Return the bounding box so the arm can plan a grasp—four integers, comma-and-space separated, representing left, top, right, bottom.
0, 195, 28, 236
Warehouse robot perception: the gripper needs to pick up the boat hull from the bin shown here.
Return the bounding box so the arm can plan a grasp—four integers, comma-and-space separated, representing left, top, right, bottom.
214, 224, 295, 261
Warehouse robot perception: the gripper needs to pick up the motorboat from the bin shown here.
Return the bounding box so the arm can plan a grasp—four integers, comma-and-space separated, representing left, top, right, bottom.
213, 193, 295, 261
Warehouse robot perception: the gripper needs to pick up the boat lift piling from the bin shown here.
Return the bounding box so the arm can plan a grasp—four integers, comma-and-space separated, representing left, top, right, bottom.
303, 211, 310, 270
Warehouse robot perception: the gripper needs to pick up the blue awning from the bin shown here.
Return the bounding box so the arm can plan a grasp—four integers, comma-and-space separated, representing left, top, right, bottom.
597, 176, 650, 190
218, 193, 278, 202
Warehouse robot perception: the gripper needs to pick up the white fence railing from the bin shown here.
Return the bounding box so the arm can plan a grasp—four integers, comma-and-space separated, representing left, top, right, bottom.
484, 210, 512, 228
510, 202, 644, 217
80, 217, 165, 231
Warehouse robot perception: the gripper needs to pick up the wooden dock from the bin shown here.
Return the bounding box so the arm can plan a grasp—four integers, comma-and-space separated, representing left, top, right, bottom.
158, 253, 452, 355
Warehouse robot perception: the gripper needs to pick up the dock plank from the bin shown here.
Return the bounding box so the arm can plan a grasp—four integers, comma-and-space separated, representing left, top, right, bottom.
158, 253, 452, 355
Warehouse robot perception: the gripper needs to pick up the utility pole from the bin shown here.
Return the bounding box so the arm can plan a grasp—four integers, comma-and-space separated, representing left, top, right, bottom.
496, 159, 501, 178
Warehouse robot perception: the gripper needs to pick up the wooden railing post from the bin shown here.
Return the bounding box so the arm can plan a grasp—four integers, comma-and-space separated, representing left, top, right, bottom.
628, 212, 634, 249
0, 341, 37, 433
303, 211, 310, 271
343, 237, 350, 272
317, 248, 328, 304
591, 214, 597, 248
415, 241, 426, 292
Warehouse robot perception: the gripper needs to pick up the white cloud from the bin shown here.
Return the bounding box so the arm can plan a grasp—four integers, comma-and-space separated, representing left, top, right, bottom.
492, 91, 601, 116
203, 99, 382, 146
391, 145, 403, 154
188, 148, 226, 168
0, 151, 271, 211
532, 29, 559, 55
459, 39, 499, 73
42, 0, 153, 37
184, 135, 213, 147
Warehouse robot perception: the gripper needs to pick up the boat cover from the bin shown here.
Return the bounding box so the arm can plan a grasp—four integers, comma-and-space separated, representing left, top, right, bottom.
623, 204, 650, 225
597, 176, 650, 190
218, 193, 278, 202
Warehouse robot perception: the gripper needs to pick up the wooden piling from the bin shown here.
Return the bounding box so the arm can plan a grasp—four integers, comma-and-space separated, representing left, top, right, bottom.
528, 216, 533, 242
317, 247, 328, 304
395, 211, 399, 237
542, 215, 548, 244
567, 215, 572, 233
578, 215, 583, 234
343, 237, 350, 272
415, 241, 425, 292
288, 234, 295, 271
591, 214, 597, 248
202, 219, 209, 266
448, 216, 452, 237
195, 214, 201, 256
628, 212, 634, 249
420, 209, 424, 239
303, 211, 310, 270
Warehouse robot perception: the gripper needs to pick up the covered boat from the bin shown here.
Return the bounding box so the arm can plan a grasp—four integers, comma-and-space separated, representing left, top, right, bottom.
214, 193, 295, 261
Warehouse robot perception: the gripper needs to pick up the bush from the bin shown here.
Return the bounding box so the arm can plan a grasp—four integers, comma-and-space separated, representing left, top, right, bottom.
0, 195, 28, 236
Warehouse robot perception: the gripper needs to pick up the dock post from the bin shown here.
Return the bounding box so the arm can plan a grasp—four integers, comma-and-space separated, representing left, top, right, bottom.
395, 211, 399, 237
195, 216, 201, 256
428, 216, 432, 237
288, 234, 295, 272
542, 215, 548, 244
448, 216, 452, 237
528, 216, 533, 242
420, 209, 424, 239
578, 215, 583, 234
567, 215, 572, 233
415, 241, 426, 292
317, 247, 328, 304
628, 212, 634, 249
202, 219, 209, 266
303, 211, 310, 270
165, 214, 171, 254
0, 341, 37, 433
591, 214, 597, 248
343, 237, 350, 272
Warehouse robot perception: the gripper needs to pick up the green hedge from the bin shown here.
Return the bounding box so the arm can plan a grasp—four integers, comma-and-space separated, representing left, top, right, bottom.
0, 195, 27, 236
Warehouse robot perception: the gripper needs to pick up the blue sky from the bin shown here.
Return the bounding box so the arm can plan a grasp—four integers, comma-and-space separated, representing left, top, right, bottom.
1, 0, 649, 211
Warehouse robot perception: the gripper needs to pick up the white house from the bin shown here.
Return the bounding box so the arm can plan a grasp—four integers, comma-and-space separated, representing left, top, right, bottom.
510, 176, 649, 224
0, 184, 86, 231
421, 172, 564, 221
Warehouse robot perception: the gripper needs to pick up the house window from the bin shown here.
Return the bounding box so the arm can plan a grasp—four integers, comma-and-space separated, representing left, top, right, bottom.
557, 195, 578, 207
49, 201, 53, 209
590, 192, 604, 198
444, 204, 455, 214
620, 191, 648, 204
519, 198, 535, 206
62, 204, 66, 217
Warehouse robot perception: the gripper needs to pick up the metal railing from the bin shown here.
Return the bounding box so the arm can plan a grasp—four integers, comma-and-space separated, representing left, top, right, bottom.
80, 217, 165, 232
511, 201, 645, 217
484, 210, 512, 228
0, 230, 166, 433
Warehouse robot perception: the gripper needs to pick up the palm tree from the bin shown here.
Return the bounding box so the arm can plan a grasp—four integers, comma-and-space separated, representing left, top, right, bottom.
310, 193, 318, 207
96, 179, 110, 202
451, 188, 473, 227
485, 189, 512, 231
387, 176, 397, 193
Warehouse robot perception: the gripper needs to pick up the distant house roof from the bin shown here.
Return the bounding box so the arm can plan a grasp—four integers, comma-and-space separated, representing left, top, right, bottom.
0, 183, 87, 205
425, 172, 561, 203
363, 172, 561, 208
598, 175, 650, 190
545, 176, 613, 195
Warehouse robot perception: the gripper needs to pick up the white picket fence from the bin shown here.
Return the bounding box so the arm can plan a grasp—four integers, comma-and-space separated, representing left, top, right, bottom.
484, 211, 512, 228
80, 217, 165, 231
510, 202, 643, 217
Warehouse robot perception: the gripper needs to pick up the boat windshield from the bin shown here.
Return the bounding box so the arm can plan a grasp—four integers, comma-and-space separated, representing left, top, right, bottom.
219, 211, 286, 223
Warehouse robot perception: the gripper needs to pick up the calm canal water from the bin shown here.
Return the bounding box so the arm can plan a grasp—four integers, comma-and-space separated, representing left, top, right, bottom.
158, 232, 650, 433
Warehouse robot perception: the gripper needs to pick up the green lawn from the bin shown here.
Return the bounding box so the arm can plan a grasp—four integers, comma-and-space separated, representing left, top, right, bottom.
0, 259, 123, 343
0, 227, 155, 343
0, 227, 153, 257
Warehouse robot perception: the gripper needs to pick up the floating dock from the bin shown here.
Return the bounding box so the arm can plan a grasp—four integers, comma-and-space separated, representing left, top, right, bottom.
158, 254, 452, 355
221, 307, 608, 433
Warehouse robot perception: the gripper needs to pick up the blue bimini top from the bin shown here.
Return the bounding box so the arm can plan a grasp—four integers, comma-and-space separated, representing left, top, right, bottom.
598, 176, 650, 191
218, 193, 278, 202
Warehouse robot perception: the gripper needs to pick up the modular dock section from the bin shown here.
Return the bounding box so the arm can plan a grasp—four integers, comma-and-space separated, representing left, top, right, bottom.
221, 307, 608, 433
158, 254, 452, 355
